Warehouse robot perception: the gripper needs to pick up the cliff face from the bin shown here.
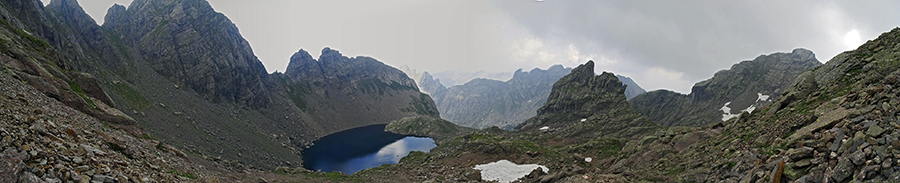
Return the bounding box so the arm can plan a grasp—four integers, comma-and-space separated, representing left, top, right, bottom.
630, 48, 822, 126
103, 0, 271, 108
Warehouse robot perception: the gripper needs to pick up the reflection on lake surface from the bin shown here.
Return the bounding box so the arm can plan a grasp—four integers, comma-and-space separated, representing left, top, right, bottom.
302, 124, 436, 174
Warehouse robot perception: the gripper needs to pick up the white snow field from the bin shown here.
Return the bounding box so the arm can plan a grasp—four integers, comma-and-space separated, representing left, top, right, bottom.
473, 160, 549, 183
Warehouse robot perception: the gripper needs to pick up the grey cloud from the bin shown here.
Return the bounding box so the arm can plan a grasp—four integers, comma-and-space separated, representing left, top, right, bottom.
490, 0, 900, 92
65, 0, 900, 93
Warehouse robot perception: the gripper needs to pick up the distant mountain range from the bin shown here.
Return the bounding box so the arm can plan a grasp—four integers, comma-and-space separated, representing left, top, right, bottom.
404, 65, 646, 129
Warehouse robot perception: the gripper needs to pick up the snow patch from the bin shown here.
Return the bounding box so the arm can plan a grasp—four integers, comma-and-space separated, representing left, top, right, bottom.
721, 93, 771, 121
539, 126, 549, 131
757, 93, 770, 101
741, 106, 756, 114
720, 102, 740, 121
585, 157, 592, 162
580, 118, 587, 122
473, 160, 549, 183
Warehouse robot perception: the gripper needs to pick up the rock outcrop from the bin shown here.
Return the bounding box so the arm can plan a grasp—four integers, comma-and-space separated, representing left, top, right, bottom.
517, 61, 657, 138
630, 48, 822, 126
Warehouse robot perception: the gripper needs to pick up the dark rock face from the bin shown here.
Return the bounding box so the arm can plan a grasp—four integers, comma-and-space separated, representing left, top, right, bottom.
517, 61, 656, 138
537, 62, 628, 117
630, 48, 822, 126
276, 48, 439, 133
45, 0, 129, 74
103, 0, 271, 108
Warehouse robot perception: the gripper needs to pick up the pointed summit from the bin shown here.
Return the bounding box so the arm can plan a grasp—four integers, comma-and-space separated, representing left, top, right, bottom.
538, 60, 625, 117
285, 49, 324, 80
518, 60, 655, 138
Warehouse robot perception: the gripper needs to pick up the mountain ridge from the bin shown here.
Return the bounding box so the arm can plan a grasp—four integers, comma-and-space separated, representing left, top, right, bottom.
406, 64, 646, 130
630, 48, 822, 127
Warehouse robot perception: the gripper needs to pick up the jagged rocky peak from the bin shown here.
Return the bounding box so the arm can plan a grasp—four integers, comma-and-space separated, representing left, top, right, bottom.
45, 0, 96, 25
284, 48, 323, 80
281, 47, 420, 93
538, 61, 628, 117
791, 48, 816, 61
102, 0, 272, 108
518, 60, 655, 137
103, 3, 126, 27
417, 71, 447, 95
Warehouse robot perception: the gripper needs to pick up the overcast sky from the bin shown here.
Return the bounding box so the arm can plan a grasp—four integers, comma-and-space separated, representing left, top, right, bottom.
45, 0, 900, 94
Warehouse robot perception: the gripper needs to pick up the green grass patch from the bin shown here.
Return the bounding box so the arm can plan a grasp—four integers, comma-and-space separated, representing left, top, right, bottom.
595, 138, 624, 158
271, 74, 310, 111
305, 172, 363, 182
67, 81, 98, 109
110, 82, 150, 109
741, 132, 756, 142
399, 151, 428, 164
166, 170, 196, 179
512, 140, 558, 157
141, 133, 157, 140
665, 167, 685, 175
156, 142, 168, 152
401, 93, 439, 117
0, 19, 51, 50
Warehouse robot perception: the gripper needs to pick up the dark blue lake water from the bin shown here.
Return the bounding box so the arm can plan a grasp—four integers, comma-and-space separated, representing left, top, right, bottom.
302, 124, 436, 174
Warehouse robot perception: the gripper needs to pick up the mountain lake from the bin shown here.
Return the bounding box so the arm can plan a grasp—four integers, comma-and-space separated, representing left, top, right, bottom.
302, 124, 436, 174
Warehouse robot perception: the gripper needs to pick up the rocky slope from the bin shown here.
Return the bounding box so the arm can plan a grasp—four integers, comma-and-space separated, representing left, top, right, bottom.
626, 27, 900, 182
0, 66, 229, 182
630, 48, 822, 127
0, 0, 440, 171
